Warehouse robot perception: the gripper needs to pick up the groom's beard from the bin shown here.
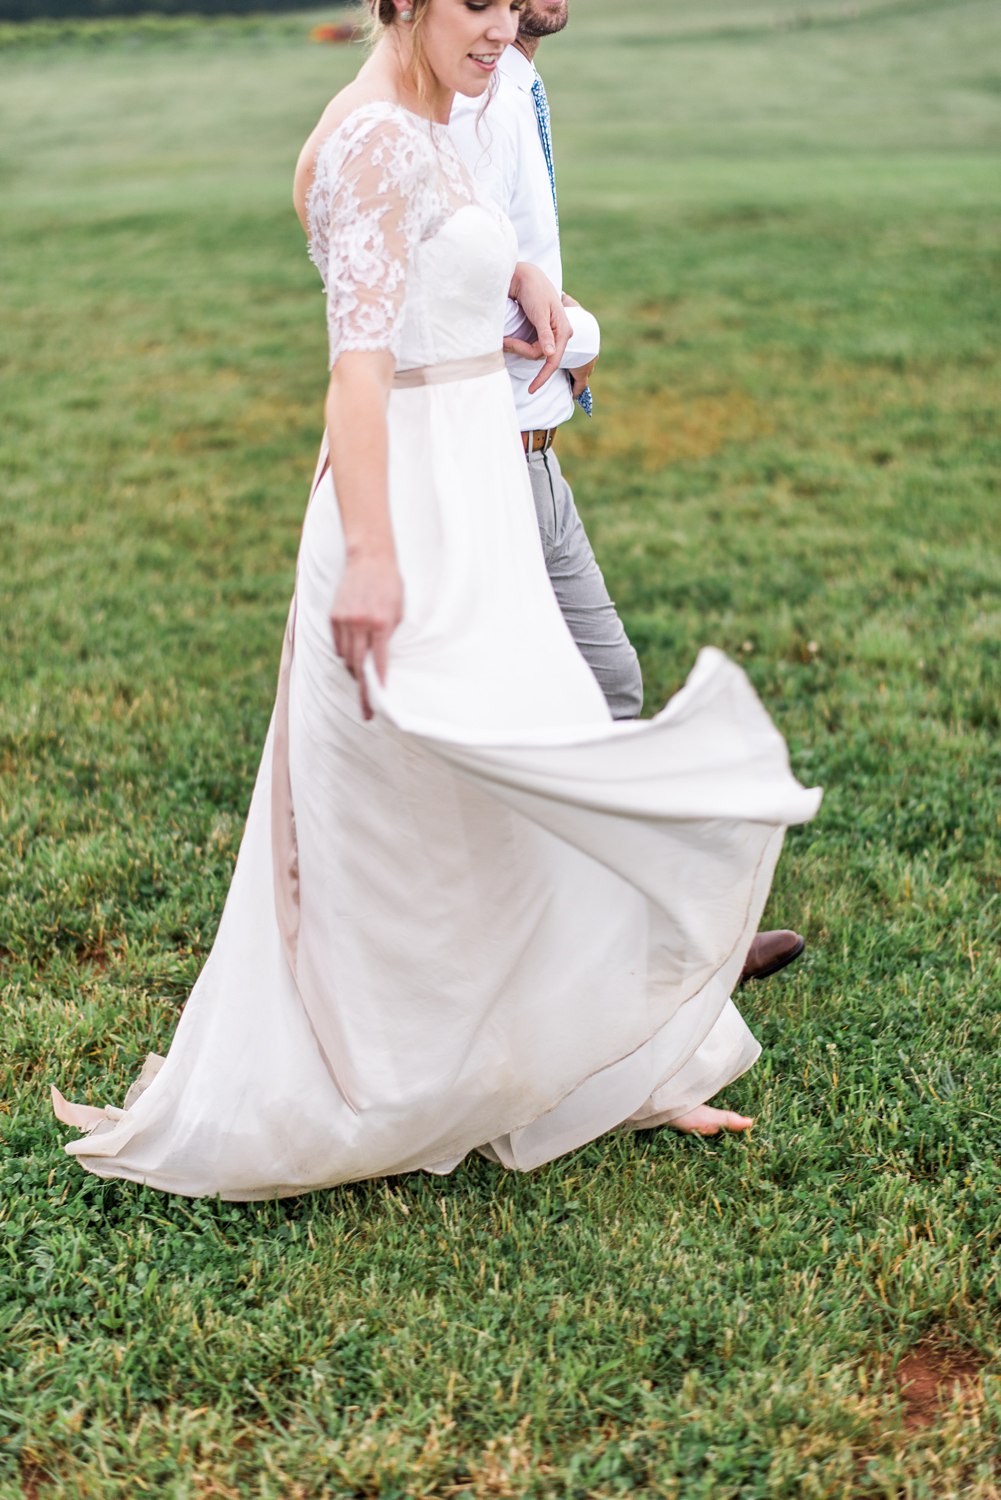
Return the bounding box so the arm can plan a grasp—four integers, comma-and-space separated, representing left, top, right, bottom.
518, 0, 569, 39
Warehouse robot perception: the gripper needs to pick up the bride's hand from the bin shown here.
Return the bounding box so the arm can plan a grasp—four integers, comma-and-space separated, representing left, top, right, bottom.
331, 552, 404, 720
506, 262, 572, 393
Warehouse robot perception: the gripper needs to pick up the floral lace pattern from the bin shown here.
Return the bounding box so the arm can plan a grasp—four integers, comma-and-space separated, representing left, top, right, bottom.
306, 102, 483, 370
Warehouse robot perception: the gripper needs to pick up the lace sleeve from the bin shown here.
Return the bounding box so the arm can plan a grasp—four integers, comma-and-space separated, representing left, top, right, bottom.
307, 108, 433, 370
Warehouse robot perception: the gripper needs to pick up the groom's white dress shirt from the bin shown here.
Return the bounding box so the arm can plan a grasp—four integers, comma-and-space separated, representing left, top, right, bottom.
450, 45, 600, 432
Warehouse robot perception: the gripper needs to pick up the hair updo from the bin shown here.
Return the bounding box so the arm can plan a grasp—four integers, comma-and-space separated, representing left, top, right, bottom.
366, 0, 435, 108
368, 0, 432, 30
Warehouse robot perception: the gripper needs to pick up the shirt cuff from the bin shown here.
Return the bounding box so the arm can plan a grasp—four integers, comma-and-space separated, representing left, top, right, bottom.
562, 305, 600, 369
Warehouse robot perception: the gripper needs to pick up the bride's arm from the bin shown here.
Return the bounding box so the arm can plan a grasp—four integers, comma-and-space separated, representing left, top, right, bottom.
304, 115, 433, 721
507, 262, 572, 394
325, 351, 403, 721
449, 111, 570, 392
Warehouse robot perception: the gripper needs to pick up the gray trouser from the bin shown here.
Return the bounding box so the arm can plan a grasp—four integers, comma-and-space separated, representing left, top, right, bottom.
526, 444, 643, 719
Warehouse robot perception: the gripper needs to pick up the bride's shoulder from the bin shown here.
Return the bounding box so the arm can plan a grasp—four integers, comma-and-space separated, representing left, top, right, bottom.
318, 94, 433, 165
295, 91, 433, 228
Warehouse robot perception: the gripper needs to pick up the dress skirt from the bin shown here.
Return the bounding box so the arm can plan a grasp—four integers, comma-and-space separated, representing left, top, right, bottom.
54, 366, 820, 1199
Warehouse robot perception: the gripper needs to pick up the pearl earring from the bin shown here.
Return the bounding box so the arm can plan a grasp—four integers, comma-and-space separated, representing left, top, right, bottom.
400, 7, 413, 17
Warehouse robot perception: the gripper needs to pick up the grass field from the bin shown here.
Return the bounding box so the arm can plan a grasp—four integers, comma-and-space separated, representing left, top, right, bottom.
1, 1, 1000, 1495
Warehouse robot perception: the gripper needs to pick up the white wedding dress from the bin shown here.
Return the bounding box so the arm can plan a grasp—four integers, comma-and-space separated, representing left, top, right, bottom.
54, 104, 821, 1199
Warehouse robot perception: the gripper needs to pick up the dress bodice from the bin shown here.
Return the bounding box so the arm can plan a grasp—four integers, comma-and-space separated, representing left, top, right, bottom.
306, 102, 518, 371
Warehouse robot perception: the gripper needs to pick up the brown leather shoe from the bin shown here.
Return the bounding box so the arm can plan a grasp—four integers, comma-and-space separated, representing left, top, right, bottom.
739, 929, 805, 986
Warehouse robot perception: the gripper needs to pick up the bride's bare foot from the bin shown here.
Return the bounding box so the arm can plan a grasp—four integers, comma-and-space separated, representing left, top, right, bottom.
669, 1105, 754, 1136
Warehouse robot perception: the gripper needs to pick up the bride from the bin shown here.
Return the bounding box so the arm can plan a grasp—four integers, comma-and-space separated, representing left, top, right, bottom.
52, 0, 820, 1200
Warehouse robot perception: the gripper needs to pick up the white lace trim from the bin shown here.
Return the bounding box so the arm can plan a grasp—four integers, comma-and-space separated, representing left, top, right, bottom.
306, 102, 481, 369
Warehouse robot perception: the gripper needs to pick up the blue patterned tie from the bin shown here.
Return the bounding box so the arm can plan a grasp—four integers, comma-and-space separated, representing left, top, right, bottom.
531, 73, 592, 417
530, 74, 558, 228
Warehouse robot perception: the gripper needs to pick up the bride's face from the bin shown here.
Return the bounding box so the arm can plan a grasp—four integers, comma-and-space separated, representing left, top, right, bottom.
421, 0, 523, 98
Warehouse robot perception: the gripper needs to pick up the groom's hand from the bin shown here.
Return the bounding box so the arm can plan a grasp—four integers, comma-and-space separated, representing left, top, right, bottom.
568, 355, 598, 400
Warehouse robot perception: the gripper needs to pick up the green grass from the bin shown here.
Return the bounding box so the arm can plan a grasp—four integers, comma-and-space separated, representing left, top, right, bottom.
1, 1, 1000, 1494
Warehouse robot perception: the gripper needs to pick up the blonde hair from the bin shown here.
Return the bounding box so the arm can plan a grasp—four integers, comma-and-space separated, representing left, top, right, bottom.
367, 0, 435, 112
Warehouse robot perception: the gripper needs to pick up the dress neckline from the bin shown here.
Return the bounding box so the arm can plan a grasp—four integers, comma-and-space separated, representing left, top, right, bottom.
318, 97, 445, 156
304, 97, 473, 269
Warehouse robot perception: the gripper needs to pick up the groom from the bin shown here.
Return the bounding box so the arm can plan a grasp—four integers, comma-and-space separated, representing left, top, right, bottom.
450, 0, 804, 985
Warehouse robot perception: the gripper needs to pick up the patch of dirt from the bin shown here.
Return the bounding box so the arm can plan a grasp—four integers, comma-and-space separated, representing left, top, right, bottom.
73, 943, 111, 970
20, 1460, 46, 1500
560, 384, 766, 471
894, 1342, 985, 1430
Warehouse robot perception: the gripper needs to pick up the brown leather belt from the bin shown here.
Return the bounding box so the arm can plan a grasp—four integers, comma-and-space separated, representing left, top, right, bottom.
522, 428, 557, 454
